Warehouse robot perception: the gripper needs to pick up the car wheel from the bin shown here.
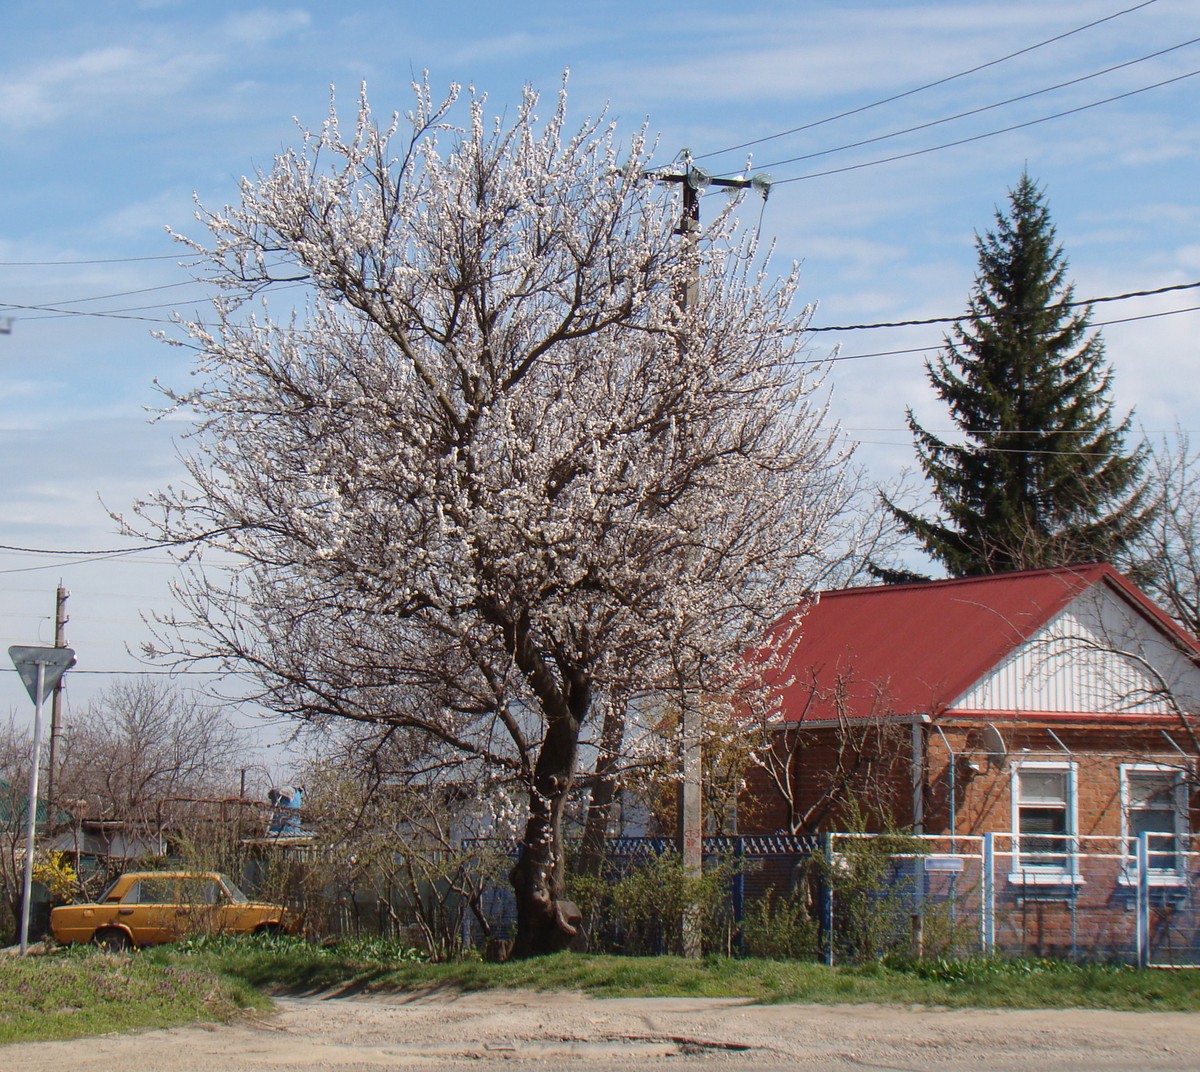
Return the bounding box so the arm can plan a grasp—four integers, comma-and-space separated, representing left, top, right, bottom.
253, 923, 284, 937
93, 928, 133, 952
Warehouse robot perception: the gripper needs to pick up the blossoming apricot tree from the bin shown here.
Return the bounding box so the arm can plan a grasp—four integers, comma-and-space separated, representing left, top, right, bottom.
134, 77, 850, 956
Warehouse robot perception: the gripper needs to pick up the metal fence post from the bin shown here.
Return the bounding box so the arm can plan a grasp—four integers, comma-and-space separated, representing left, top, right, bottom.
1136, 831, 1150, 969
982, 832, 995, 955
732, 836, 745, 953
821, 832, 834, 966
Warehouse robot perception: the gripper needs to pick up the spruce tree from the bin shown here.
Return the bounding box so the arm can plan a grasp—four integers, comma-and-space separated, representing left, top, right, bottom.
888, 173, 1151, 577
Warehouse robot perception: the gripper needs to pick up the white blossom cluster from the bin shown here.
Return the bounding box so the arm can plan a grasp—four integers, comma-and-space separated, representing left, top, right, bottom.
134, 77, 851, 915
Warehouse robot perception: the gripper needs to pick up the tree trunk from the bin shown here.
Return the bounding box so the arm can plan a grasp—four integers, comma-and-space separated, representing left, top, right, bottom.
577, 775, 617, 879
508, 711, 583, 959
577, 701, 626, 877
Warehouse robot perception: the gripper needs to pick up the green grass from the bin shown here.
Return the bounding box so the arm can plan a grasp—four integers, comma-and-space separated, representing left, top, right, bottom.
179, 937, 1200, 1011
0, 947, 268, 1045
4, 939, 1198, 1048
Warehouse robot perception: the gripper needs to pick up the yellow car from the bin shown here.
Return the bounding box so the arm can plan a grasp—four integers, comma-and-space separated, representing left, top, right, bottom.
50, 871, 299, 951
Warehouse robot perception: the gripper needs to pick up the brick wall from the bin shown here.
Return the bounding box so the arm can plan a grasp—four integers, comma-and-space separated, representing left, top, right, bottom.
739, 723, 915, 835
738, 718, 1198, 960
741, 720, 1196, 838
922, 722, 1198, 839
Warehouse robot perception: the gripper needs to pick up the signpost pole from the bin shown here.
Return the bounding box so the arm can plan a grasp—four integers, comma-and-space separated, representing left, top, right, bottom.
19, 661, 48, 955
9, 644, 77, 955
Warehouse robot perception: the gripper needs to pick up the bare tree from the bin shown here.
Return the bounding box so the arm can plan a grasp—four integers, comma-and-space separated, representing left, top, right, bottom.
129, 77, 850, 956
1136, 430, 1200, 636
298, 726, 518, 957
0, 719, 35, 938
744, 672, 910, 836
0, 682, 246, 936
50, 680, 243, 840
57, 680, 246, 829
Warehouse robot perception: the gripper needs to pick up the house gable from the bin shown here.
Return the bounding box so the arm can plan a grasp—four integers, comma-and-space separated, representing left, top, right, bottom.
752, 564, 1200, 724
951, 579, 1200, 718
753, 565, 1105, 721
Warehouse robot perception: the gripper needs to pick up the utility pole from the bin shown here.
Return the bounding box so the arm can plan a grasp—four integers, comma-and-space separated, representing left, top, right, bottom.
45, 583, 69, 835
653, 155, 771, 957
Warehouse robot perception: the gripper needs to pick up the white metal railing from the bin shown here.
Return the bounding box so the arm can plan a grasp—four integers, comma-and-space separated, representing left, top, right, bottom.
824, 831, 1196, 966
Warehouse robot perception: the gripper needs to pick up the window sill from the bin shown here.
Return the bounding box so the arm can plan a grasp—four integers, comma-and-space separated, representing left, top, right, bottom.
1007, 871, 1085, 887
1116, 871, 1188, 888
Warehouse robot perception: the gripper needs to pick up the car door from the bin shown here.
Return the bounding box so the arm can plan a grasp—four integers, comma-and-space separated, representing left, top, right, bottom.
117, 876, 180, 945
177, 876, 226, 937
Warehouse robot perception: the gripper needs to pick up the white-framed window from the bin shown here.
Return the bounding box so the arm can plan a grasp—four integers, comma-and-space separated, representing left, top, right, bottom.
1010, 761, 1079, 883
1121, 763, 1188, 879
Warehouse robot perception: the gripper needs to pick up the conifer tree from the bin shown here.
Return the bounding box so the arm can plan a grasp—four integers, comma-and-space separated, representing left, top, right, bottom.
888, 173, 1151, 577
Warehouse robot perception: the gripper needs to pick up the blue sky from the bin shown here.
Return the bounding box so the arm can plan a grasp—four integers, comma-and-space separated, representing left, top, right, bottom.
2, 0, 1198, 739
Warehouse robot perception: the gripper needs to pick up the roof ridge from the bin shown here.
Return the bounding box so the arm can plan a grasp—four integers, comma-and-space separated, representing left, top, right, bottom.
821, 562, 1110, 599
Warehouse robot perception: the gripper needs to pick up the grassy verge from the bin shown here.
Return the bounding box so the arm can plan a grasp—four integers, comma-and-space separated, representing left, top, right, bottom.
4, 939, 1198, 1048
0, 947, 268, 1045
181, 936, 1200, 1012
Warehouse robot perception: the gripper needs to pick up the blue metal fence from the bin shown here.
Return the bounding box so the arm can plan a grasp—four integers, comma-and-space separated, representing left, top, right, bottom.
463, 831, 1198, 965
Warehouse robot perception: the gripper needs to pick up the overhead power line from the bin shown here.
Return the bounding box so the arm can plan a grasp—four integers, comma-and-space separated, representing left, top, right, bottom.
6, 277, 1196, 337
748, 36, 1200, 175
0, 525, 245, 560
0, 541, 178, 556
0, 666, 230, 677
0, 301, 176, 325
808, 280, 1200, 333
0, 277, 213, 307
772, 67, 1200, 185
807, 301, 1200, 366
0, 254, 182, 266
699, 0, 1160, 161
0, 261, 294, 312
2, 279, 309, 324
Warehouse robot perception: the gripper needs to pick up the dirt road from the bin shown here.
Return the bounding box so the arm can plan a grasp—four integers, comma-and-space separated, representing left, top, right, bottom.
6, 990, 1199, 1071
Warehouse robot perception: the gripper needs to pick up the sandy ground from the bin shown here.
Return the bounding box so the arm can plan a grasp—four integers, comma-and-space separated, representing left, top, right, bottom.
5, 989, 1200, 1071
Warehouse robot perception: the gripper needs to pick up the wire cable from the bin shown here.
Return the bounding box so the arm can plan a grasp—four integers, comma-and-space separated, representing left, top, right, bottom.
0, 254, 183, 267
0, 525, 246, 560
0, 541, 181, 556
804, 302, 1200, 365
773, 67, 1200, 185
698, 0, 1161, 162
808, 280, 1200, 333
0, 301, 177, 325
0, 278, 215, 309
0, 261, 297, 311
748, 36, 1200, 174
0, 279, 311, 324
0, 666, 234, 677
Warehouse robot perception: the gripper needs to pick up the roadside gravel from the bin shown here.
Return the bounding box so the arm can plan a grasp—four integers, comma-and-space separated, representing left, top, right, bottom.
5, 988, 1199, 1071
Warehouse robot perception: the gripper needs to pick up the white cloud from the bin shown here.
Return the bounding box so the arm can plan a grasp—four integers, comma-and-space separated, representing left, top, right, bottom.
588, 1, 1107, 107
221, 9, 312, 45
95, 187, 201, 241
450, 31, 546, 66
1176, 245, 1200, 272
0, 44, 217, 131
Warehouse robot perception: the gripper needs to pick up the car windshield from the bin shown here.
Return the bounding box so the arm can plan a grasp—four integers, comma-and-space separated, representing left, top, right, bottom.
98, 876, 124, 902
218, 875, 249, 903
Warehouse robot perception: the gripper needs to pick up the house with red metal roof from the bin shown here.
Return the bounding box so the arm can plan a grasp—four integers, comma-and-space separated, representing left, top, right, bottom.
739, 563, 1200, 939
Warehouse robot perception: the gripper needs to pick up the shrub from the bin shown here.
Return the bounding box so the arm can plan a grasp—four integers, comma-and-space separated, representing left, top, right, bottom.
738, 889, 821, 960
567, 851, 736, 956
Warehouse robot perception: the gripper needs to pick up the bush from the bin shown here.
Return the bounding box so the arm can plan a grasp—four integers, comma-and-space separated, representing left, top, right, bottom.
739, 889, 821, 960
817, 831, 925, 964
568, 851, 736, 956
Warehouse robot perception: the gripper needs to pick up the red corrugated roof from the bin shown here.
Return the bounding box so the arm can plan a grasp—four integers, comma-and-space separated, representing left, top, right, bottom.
748, 563, 1196, 722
